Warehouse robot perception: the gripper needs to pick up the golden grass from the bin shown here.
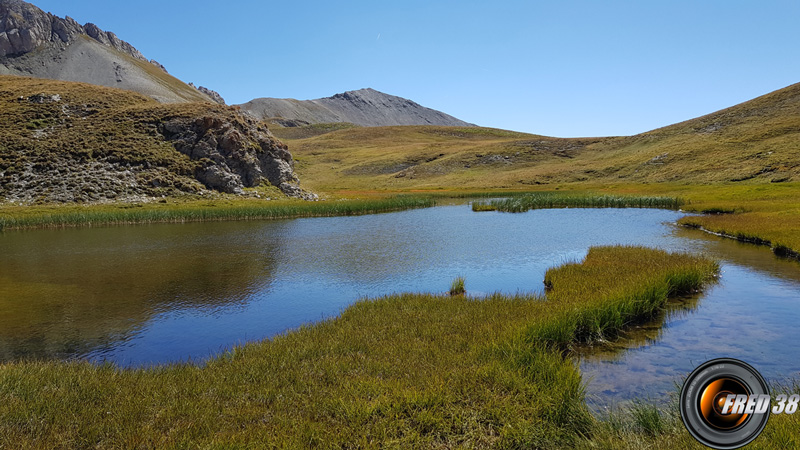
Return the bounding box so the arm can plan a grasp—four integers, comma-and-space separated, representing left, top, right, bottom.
0, 195, 434, 230
0, 246, 718, 448
0, 75, 280, 201
280, 83, 799, 193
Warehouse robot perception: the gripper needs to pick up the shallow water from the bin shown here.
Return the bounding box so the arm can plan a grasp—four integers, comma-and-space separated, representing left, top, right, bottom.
578, 227, 800, 410
1, 204, 798, 407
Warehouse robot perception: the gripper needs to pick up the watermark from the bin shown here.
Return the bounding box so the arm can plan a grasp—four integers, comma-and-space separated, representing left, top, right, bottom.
679, 358, 796, 449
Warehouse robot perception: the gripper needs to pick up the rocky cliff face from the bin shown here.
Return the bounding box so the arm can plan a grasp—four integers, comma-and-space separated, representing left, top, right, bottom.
0, 0, 145, 61
0, 0, 215, 104
239, 88, 476, 127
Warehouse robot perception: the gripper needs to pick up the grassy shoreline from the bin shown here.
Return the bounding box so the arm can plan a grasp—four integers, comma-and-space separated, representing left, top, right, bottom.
0, 246, 719, 448
0, 195, 434, 231
4, 183, 799, 266
678, 215, 800, 261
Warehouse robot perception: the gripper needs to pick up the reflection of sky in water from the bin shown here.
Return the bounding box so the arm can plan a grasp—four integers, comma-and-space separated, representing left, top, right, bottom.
579, 229, 800, 411
2, 203, 800, 406
100, 206, 702, 366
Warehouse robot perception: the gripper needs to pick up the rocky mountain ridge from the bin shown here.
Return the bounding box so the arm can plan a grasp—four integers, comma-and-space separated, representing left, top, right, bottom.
1, 0, 147, 64
0, 0, 215, 104
239, 88, 475, 127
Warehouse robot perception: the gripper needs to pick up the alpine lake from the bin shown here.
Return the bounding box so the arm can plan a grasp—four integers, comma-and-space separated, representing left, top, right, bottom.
2, 201, 799, 410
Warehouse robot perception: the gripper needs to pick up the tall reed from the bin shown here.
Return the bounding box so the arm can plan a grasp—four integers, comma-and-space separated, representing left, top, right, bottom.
473, 193, 683, 212
0, 196, 434, 230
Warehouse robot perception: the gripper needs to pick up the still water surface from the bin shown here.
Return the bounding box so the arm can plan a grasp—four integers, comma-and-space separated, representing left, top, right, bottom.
1, 204, 798, 406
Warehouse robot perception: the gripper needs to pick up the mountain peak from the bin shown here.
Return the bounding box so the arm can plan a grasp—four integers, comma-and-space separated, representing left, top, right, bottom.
240, 88, 474, 127
0, 0, 214, 103
0, 0, 145, 61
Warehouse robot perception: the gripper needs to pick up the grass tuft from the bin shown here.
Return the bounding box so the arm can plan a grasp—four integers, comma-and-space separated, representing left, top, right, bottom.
449, 276, 466, 296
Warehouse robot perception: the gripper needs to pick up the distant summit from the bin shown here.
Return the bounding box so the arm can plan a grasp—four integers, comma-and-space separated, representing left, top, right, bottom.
0, 0, 216, 103
239, 88, 475, 127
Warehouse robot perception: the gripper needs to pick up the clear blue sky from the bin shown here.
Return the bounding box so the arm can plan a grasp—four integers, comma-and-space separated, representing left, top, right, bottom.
31, 0, 800, 137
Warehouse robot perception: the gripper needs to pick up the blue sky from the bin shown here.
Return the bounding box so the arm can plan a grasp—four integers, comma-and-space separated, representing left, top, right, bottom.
30, 0, 800, 137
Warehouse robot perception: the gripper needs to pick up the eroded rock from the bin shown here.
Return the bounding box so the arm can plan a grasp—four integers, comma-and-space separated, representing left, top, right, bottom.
159, 111, 316, 199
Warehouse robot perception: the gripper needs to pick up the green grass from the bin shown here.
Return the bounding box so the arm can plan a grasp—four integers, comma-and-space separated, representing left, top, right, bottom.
0, 246, 718, 448
449, 276, 466, 296
268, 121, 362, 140
472, 192, 683, 212
679, 212, 800, 259
0, 195, 434, 230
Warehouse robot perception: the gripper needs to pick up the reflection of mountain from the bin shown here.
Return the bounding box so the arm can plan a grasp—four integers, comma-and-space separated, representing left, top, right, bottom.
0, 220, 288, 361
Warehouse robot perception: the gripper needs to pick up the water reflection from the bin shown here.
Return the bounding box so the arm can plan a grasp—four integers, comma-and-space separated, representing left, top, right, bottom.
578, 226, 800, 410
1, 203, 799, 393
0, 221, 287, 361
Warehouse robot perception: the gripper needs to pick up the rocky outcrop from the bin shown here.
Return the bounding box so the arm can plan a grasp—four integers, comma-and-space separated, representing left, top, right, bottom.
149, 59, 167, 73
159, 113, 316, 199
0, 76, 316, 204
0, 0, 147, 62
188, 82, 226, 105
198, 86, 225, 105
239, 88, 476, 127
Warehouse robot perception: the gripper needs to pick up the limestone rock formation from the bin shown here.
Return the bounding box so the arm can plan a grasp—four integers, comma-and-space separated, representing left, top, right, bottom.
0, 0, 145, 61
159, 114, 315, 199
0, 0, 214, 103
0, 76, 316, 203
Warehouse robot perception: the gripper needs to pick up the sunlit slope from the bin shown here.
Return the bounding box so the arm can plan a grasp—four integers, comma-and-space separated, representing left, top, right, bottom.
282, 125, 608, 191
583, 81, 800, 183
281, 82, 800, 191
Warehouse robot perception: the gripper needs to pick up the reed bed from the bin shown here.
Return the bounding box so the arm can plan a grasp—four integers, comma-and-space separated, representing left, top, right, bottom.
0, 196, 434, 230
0, 246, 721, 448
472, 192, 683, 212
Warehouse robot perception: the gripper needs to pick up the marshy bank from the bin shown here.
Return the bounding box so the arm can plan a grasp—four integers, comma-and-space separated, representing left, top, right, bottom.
3, 200, 800, 447
0, 195, 434, 230
679, 214, 800, 261
0, 246, 718, 448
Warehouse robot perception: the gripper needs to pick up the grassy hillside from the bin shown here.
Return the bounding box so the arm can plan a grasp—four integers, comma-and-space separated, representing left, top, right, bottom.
282, 125, 606, 191
0, 76, 296, 203
281, 82, 800, 192
0, 76, 194, 188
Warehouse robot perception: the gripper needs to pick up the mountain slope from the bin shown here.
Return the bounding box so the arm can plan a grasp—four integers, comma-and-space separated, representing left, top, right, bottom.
239, 88, 475, 127
0, 76, 314, 204
0, 0, 215, 103
281, 82, 800, 191
579, 81, 800, 183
